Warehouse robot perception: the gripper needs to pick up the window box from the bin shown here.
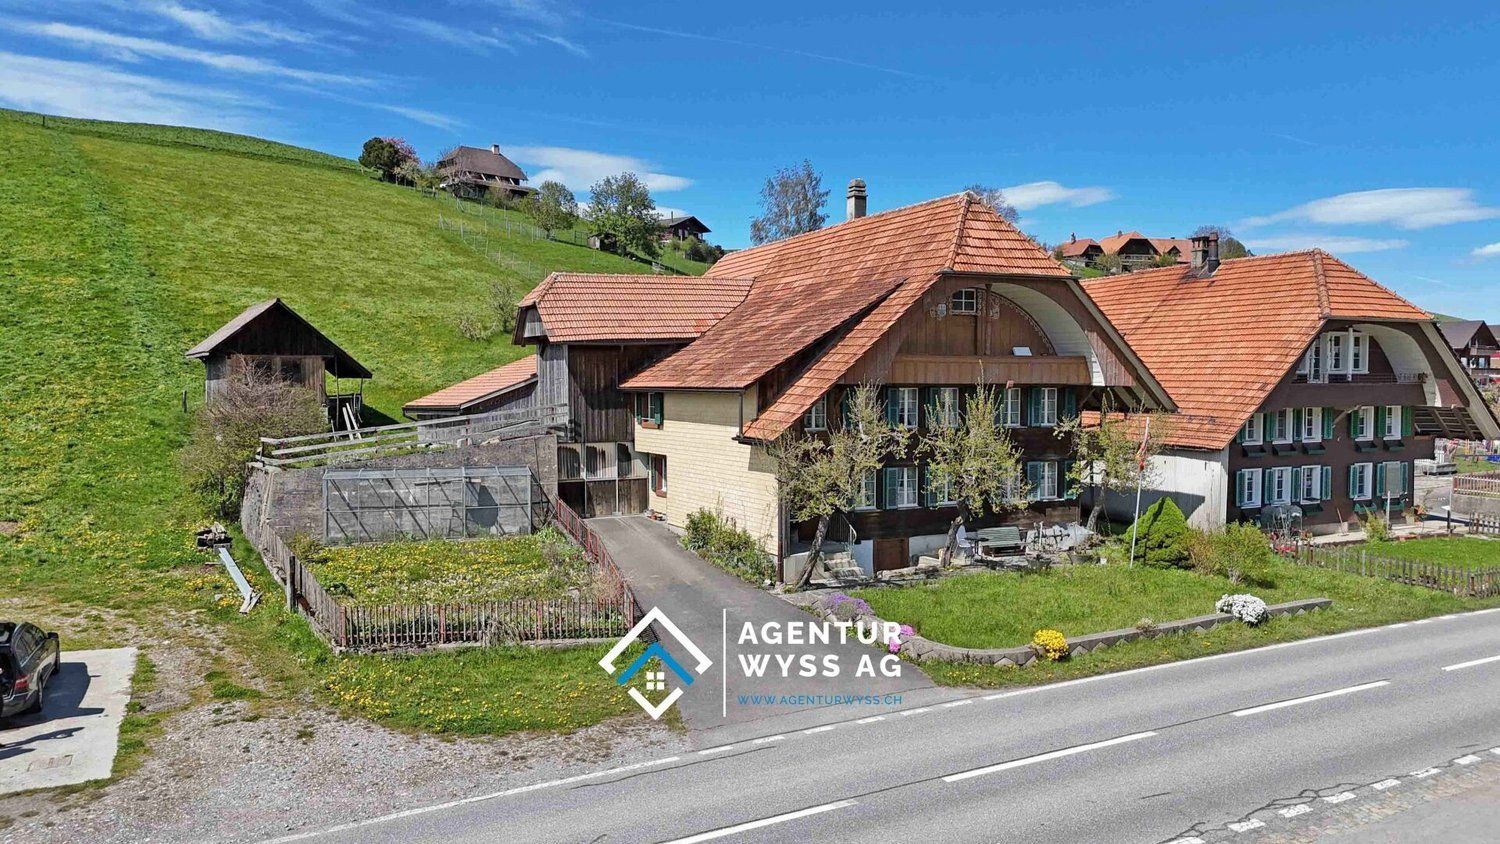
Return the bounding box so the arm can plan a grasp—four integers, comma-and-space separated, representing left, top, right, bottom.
1271, 442, 1299, 456
1384, 439, 1405, 451
1302, 441, 1326, 455
1355, 440, 1380, 453
1241, 444, 1268, 458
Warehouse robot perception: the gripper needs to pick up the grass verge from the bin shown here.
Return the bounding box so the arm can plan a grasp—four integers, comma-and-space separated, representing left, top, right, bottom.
1325, 536, 1500, 570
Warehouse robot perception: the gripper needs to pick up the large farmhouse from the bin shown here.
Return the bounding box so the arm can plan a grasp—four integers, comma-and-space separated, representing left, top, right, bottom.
1083, 239, 1500, 532
436, 144, 535, 202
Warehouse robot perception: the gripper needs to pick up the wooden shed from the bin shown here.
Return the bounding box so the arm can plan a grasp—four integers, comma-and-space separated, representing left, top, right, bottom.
186, 299, 372, 427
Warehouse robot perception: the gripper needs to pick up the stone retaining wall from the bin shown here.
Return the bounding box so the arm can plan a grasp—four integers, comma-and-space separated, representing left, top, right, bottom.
819, 597, 1333, 668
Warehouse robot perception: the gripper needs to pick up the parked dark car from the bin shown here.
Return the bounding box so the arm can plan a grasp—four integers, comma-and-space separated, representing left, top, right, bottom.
0, 621, 60, 721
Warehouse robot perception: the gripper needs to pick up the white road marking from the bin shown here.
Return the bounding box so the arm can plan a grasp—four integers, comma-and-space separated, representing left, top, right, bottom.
1441, 654, 1500, 672
1279, 804, 1312, 818
1388, 623, 1408, 628
856, 716, 885, 724
899, 707, 932, 717
698, 746, 736, 756
803, 725, 836, 734
1372, 778, 1402, 790
942, 731, 1157, 783
1412, 767, 1441, 778
750, 735, 784, 744
261, 755, 683, 842
1231, 681, 1389, 717
1165, 838, 1204, 844
1455, 754, 1481, 765
1227, 818, 1265, 832
661, 800, 857, 843
941, 699, 973, 708
1411, 619, 1433, 624
1492, 747, 1500, 756
1323, 791, 1356, 804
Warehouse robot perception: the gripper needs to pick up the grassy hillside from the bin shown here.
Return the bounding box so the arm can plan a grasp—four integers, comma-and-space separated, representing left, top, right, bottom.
0, 111, 704, 750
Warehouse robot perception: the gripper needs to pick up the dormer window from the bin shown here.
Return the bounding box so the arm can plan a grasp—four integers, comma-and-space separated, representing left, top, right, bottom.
951, 288, 979, 315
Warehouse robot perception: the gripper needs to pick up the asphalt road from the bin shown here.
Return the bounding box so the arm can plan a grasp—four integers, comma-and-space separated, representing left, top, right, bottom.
268, 607, 1500, 844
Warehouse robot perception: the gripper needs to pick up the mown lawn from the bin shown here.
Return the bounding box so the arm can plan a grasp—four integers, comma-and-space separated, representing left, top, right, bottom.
855, 557, 1500, 651
1340, 536, 1500, 570
305, 530, 592, 605
0, 112, 672, 744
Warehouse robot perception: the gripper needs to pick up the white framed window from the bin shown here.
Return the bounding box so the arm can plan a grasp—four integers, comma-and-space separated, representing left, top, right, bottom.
1271, 408, 1294, 443
1326, 332, 1346, 374
1237, 468, 1263, 508
950, 288, 979, 315
1382, 405, 1401, 440
802, 395, 827, 431
931, 387, 960, 428
892, 387, 919, 429
1002, 387, 1022, 427
1036, 462, 1059, 501
853, 470, 877, 510
1241, 413, 1264, 446
1353, 405, 1374, 440
892, 466, 919, 508
1302, 340, 1325, 383
1299, 465, 1322, 503
1266, 466, 1293, 505
1036, 387, 1059, 427
928, 470, 956, 505
1350, 331, 1369, 374
1301, 407, 1322, 442
1350, 462, 1372, 501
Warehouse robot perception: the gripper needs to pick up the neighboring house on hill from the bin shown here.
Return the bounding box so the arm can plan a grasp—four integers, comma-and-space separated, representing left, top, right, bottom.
402, 356, 537, 420
436, 144, 535, 201
658, 214, 711, 242
1057, 231, 1193, 270
186, 298, 371, 429
1438, 319, 1500, 387
1083, 239, 1500, 533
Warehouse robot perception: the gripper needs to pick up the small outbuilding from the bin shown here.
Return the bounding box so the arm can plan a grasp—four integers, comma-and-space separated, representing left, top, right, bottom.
657, 214, 711, 242
186, 299, 372, 427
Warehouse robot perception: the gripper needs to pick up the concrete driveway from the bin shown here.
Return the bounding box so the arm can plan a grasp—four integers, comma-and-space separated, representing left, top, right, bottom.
0, 648, 137, 794
589, 517, 941, 743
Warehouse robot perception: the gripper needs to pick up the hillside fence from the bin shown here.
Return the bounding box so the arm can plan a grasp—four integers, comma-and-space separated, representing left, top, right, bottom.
1298, 544, 1500, 598
264, 495, 639, 651
256, 404, 567, 469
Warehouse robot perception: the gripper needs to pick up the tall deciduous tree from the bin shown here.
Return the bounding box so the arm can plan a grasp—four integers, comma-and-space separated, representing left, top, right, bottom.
749, 160, 829, 245
769, 385, 907, 587
921, 386, 1028, 564
1055, 397, 1172, 535
1191, 225, 1253, 259
358, 136, 416, 181
525, 180, 579, 238
586, 172, 659, 258
962, 184, 1020, 224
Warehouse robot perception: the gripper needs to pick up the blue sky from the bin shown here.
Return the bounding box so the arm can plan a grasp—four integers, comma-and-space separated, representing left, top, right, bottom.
3, 1, 1499, 318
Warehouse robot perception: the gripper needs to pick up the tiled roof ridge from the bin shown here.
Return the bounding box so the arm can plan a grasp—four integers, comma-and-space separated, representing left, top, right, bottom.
1312, 250, 1331, 318
726, 192, 969, 268
943, 191, 975, 271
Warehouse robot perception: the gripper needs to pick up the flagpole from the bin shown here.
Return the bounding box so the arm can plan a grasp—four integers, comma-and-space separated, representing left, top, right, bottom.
1128, 415, 1151, 568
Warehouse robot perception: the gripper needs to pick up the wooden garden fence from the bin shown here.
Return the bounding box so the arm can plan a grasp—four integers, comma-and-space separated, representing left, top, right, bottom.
1298, 544, 1500, 598
268, 494, 639, 651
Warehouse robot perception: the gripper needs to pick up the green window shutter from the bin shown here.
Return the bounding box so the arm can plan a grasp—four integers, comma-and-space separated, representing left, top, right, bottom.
840, 390, 853, 430
1321, 466, 1332, 501
650, 393, 664, 425
1026, 388, 1041, 426
885, 388, 900, 425
882, 467, 899, 509
1293, 408, 1303, 439
1401, 406, 1413, 438
1025, 461, 1041, 500
1263, 467, 1274, 499
1062, 388, 1078, 421
1235, 423, 1247, 444
1400, 462, 1410, 495
1374, 463, 1387, 499
1374, 406, 1386, 437
1349, 409, 1357, 438
1347, 464, 1356, 497
1234, 470, 1246, 507
1323, 407, 1335, 440
1061, 459, 1078, 499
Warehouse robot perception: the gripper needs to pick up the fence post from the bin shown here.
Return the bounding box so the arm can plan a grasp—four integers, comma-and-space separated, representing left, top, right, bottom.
286, 554, 297, 612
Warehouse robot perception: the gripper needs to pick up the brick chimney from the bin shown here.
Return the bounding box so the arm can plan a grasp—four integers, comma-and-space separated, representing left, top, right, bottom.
847, 178, 867, 220
1190, 232, 1221, 276
490, 144, 501, 154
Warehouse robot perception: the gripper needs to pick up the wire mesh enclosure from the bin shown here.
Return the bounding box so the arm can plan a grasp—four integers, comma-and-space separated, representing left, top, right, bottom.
322, 466, 547, 544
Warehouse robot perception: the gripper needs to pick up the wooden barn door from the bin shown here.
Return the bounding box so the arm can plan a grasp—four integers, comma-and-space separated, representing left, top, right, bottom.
873, 538, 910, 573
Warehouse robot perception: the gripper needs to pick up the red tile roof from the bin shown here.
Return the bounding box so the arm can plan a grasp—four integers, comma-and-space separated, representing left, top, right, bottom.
1057, 238, 1100, 257
623, 193, 1067, 393
520, 273, 753, 343
403, 356, 536, 413
1082, 250, 1430, 450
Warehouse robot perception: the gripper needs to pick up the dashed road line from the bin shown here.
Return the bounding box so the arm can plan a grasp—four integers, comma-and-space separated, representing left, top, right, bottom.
1165, 838, 1204, 844
941, 699, 973, 708
1227, 818, 1265, 832
698, 746, 737, 756
899, 707, 932, 717
1371, 778, 1402, 790
1455, 754, 1481, 765
660, 800, 858, 844
1441, 654, 1500, 672
1278, 804, 1312, 818
1231, 680, 1389, 717
1322, 791, 1356, 804
1412, 767, 1442, 778
803, 725, 836, 734
856, 715, 885, 724
942, 731, 1157, 783
750, 734, 785, 744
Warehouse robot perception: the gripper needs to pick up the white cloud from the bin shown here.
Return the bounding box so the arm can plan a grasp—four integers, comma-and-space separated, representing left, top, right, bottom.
372, 103, 464, 132
1242, 233, 1409, 254
1244, 188, 1500, 230
0, 51, 262, 131
1000, 180, 1116, 211
506, 145, 692, 192
3, 19, 366, 85
146, 3, 320, 45
1472, 242, 1500, 259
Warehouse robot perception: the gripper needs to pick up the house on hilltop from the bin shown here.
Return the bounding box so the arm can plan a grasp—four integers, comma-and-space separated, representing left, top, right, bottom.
1058, 231, 1194, 271
1437, 319, 1500, 387
1082, 237, 1500, 532
436, 144, 535, 202
657, 214, 711, 243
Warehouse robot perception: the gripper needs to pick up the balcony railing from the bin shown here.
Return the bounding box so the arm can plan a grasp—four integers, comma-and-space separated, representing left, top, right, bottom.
1290, 371, 1425, 385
